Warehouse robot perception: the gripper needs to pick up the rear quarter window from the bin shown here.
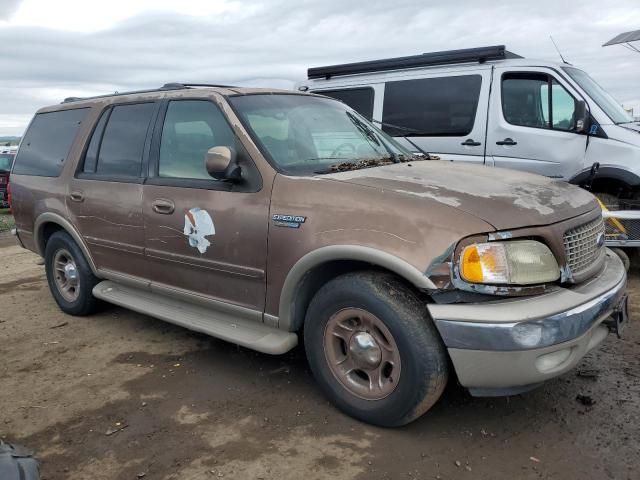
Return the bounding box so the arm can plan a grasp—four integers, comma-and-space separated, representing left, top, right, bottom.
12, 108, 89, 177
316, 88, 375, 120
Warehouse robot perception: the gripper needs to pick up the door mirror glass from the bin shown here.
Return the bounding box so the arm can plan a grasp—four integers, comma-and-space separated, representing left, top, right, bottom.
574, 100, 590, 134
205, 146, 240, 181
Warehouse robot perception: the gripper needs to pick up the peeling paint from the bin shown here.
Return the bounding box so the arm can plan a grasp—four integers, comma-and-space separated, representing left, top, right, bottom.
488, 231, 513, 241
394, 188, 462, 208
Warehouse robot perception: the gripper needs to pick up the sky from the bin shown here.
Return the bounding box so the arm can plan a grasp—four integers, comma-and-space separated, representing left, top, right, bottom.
0, 0, 639, 136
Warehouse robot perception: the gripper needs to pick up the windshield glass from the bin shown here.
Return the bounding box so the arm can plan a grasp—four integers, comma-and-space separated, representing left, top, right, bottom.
0, 154, 14, 172
229, 94, 413, 175
562, 67, 633, 124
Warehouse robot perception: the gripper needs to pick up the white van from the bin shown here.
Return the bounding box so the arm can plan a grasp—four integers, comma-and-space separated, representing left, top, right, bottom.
298, 46, 640, 225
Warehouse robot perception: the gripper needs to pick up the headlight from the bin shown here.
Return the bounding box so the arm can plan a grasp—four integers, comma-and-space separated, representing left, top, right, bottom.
460, 240, 560, 285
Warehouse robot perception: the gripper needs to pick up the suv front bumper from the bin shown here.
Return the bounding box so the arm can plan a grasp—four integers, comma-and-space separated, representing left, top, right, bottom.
428, 249, 627, 395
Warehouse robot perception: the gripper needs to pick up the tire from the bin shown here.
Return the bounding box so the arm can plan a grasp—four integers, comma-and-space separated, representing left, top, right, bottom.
304, 271, 449, 427
610, 247, 631, 272
44, 230, 100, 316
0, 440, 40, 480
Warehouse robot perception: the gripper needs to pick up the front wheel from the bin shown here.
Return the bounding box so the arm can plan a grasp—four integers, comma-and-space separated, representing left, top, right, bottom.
304, 271, 449, 427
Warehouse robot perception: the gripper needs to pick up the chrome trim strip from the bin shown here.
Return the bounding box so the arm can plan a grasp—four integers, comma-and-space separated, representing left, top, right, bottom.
434, 275, 626, 351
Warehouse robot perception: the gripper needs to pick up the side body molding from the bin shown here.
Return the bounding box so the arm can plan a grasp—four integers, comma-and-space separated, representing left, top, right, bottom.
277, 245, 437, 331
33, 212, 99, 275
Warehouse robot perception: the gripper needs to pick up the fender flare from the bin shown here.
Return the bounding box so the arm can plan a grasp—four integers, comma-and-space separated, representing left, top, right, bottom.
277, 245, 437, 331
570, 166, 640, 187
33, 212, 99, 275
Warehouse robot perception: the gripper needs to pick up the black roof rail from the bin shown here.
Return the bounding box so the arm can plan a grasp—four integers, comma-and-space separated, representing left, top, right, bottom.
307, 45, 522, 80
61, 83, 237, 104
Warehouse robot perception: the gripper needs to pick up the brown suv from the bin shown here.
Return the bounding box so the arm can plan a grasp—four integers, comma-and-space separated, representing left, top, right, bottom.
10, 84, 628, 426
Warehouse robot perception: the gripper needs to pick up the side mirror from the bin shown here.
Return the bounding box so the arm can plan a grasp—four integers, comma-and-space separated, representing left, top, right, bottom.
575, 100, 591, 134
205, 146, 241, 182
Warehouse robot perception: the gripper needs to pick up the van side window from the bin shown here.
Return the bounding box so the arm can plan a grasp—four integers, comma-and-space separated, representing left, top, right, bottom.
159, 100, 236, 180
95, 103, 155, 177
502, 74, 578, 132
317, 88, 375, 120
382, 75, 482, 136
13, 108, 89, 177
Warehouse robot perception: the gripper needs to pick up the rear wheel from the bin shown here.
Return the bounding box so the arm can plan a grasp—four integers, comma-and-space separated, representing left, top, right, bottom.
45, 231, 100, 315
304, 271, 449, 427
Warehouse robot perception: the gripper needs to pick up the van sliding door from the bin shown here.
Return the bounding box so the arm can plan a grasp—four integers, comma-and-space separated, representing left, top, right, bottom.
380, 68, 491, 164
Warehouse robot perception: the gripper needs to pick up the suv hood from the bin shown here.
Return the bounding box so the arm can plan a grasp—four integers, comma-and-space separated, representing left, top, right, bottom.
323, 161, 597, 230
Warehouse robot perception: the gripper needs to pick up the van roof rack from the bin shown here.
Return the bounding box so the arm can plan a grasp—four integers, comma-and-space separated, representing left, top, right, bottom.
61, 82, 238, 104
307, 45, 522, 80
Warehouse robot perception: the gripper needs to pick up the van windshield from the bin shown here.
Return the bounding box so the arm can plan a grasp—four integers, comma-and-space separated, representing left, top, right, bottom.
229, 94, 414, 175
562, 67, 633, 125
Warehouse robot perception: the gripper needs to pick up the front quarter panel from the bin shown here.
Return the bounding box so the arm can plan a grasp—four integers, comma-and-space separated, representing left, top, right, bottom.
266, 173, 494, 329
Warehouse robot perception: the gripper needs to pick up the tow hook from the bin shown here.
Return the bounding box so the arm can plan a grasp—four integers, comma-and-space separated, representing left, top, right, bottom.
604, 294, 629, 338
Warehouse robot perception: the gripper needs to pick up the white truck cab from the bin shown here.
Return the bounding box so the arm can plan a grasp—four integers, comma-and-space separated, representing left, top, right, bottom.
298, 46, 640, 217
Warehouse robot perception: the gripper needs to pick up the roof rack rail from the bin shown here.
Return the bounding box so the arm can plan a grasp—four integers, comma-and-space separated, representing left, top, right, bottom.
307, 45, 522, 80
61, 83, 237, 104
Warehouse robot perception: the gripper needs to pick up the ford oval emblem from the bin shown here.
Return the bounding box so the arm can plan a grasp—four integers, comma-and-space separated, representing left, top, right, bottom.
596, 232, 605, 249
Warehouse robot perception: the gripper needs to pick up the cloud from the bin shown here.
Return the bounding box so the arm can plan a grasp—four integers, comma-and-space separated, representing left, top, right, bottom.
0, 0, 639, 135
0, 0, 20, 20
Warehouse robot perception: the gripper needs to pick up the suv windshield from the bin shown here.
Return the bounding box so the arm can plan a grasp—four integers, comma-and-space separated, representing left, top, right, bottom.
562, 67, 633, 125
0, 154, 14, 172
229, 94, 413, 175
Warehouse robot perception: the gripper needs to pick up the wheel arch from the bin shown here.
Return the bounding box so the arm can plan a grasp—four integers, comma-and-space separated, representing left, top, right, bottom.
34, 212, 99, 275
278, 245, 436, 332
570, 166, 640, 195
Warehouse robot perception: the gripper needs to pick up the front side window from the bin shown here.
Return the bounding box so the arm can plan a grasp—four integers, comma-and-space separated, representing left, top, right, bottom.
159, 100, 236, 180
230, 94, 411, 175
93, 103, 155, 177
502, 73, 578, 132
13, 108, 89, 177
382, 75, 482, 136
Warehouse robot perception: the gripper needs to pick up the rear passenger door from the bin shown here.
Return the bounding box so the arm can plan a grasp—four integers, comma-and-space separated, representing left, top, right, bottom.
67, 102, 158, 280
380, 70, 491, 164
142, 98, 269, 314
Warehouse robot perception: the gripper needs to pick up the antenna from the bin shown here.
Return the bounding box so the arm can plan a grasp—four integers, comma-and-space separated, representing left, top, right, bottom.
550, 36, 570, 64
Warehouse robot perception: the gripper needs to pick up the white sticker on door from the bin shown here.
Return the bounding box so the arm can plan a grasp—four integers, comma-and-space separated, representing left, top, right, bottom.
183, 207, 216, 254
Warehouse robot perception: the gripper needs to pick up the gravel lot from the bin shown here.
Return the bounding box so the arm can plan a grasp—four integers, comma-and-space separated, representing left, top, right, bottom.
0, 241, 638, 480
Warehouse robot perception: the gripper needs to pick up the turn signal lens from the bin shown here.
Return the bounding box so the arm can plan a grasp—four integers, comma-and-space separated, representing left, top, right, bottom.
460, 240, 560, 285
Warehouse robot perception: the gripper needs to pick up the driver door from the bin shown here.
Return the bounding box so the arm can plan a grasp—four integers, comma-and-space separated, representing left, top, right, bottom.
142, 98, 270, 312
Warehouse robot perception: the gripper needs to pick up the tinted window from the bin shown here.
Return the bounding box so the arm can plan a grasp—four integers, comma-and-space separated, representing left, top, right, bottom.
159, 100, 235, 180
318, 88, 375, 120
382, 75, 482, 136
83, 110, 109, 174
502, 74, 577, 131
96, 103, 155, 177
13, 108, 89, 177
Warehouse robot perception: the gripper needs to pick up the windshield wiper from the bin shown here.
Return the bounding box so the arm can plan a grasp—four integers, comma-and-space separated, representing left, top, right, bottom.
369, 119, 433, 158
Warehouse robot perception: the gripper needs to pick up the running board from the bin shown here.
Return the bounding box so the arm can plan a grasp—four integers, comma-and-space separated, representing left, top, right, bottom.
92, 281, 297, 355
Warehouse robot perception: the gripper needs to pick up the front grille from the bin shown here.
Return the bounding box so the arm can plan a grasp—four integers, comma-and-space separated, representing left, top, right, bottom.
563, 217, 605, 276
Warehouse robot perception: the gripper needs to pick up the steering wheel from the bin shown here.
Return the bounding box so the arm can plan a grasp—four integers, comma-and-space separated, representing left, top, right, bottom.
330, 143, 356, 158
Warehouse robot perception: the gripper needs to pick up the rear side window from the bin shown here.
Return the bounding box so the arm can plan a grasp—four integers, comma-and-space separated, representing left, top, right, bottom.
82, 104, 155, 177
13, 108, 89, 177
317, 88, 375, 120
93, 103, 155, 177
382, 75, 482, 136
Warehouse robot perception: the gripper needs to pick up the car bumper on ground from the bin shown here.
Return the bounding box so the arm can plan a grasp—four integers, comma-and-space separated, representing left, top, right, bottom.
428, 249, 628, 396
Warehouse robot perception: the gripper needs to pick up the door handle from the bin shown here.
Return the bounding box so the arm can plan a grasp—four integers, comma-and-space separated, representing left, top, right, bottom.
69, 191, 84, 202
152, 199, 175, 215
461, 138, 481, 147
496, 138, 518, 146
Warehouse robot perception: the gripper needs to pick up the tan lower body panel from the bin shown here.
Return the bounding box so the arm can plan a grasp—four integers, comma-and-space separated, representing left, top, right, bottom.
448, 322, 609, 389
92, 281, 298, 355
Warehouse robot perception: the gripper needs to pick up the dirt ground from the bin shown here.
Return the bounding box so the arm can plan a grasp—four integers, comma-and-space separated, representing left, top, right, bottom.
0, 239, 638, 480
